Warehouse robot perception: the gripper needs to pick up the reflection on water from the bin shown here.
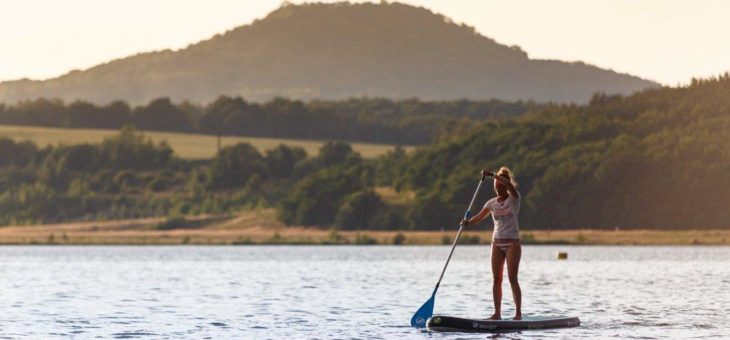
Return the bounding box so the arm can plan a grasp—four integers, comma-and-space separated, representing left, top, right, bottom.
0, 245, 728, 338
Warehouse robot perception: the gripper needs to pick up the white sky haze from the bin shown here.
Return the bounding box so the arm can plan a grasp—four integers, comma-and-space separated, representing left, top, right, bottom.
1, 0, 729, 85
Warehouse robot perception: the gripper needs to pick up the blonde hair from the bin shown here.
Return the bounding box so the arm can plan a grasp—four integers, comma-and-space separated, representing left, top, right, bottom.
496, 166, 517, 187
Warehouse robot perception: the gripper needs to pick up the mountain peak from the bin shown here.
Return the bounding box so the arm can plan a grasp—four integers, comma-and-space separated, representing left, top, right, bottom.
0, 1, 657, 104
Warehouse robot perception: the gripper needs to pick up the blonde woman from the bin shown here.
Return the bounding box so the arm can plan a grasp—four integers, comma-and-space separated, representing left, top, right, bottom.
463, 167, 522, 320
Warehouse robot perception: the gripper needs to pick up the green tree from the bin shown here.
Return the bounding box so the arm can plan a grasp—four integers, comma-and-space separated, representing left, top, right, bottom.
104, 100, 134, 128
334, 189, 385, 230
369, 208, 409, 230
265, 145, 307, 178
408, 192, 459, 230
133, 97, 194, 132
208, 143, 267, 189
318, 141, 358, 167
65, 100, 104, 128
99, 126, 173, 170
279, 165, 367, 226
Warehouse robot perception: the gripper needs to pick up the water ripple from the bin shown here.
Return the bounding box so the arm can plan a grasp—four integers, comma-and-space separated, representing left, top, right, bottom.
0, 245, 728, 338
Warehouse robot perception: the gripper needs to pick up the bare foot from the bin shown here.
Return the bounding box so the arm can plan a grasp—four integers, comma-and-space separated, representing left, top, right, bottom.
488, 313, 501, 320
512, 314, 522, 320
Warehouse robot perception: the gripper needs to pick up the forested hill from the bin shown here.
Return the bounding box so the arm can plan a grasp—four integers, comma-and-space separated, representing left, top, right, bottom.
0, 76, 727, 230
0, 2, 657, 105
385, 75, 730, 230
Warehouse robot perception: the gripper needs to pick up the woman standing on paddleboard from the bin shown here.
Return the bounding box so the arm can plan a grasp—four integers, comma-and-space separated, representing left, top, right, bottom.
462, 167, 522, 320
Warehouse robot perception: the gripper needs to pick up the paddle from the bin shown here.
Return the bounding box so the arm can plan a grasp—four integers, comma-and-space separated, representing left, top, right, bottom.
410, 172, 488, 328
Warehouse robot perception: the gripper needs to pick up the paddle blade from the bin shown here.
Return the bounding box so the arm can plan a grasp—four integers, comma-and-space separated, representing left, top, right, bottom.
410, 295, 435, 328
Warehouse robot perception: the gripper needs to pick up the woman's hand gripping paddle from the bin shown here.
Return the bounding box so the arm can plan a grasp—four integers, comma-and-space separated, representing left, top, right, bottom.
410, 173, 487, 328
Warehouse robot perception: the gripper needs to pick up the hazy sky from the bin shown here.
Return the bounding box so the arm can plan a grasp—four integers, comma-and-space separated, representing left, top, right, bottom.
1, 0, 729, 85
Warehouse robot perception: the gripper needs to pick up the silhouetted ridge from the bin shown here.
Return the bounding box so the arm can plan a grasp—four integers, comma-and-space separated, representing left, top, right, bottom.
0, 2, 657, 104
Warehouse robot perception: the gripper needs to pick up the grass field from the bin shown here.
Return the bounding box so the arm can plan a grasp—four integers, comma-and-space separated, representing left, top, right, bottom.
1, 209, 728, 245
0, 125, 413, 159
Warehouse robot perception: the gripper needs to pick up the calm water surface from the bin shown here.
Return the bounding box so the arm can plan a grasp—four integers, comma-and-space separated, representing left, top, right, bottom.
0, 245, 728, 339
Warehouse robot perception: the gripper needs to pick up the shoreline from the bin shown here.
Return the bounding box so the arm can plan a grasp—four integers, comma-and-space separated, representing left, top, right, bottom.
0, 211, 728, 246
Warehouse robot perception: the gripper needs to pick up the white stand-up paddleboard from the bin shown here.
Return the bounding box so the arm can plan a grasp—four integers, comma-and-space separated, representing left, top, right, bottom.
427, 315, 580, 332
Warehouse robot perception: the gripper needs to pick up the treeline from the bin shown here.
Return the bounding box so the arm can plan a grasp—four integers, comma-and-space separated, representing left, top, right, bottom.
0, 97, 538, 145
3, 75, 730, 230
381, 74, 730, 229
0, 127, 176, 224
0, 126, 407, 229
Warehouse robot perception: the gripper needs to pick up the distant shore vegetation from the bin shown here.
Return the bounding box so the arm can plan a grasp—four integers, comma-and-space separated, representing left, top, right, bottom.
0, 96, 537, 145
0, 74, 729, 230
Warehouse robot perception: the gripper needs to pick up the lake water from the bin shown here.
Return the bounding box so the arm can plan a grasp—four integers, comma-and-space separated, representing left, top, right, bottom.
0, 245, 728, 339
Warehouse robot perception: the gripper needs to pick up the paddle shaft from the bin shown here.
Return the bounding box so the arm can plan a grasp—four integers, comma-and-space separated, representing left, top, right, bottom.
433, 174, 487, 292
